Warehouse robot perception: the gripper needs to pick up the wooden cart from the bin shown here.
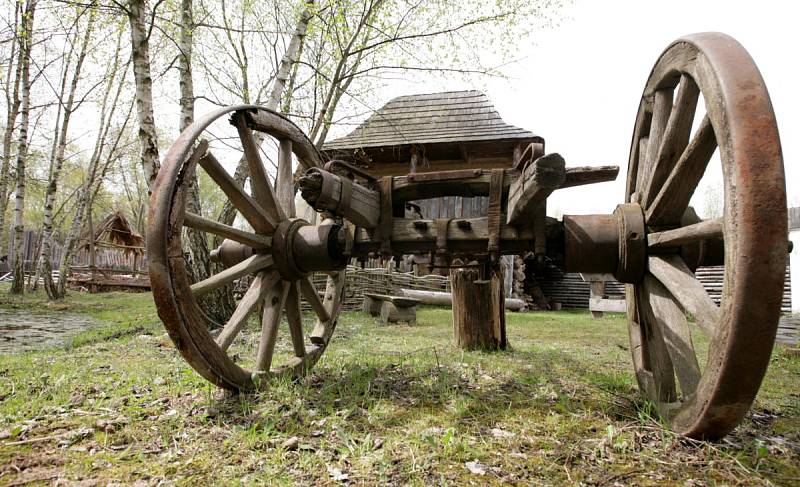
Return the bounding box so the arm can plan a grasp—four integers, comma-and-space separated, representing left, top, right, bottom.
147, 33, 789, 440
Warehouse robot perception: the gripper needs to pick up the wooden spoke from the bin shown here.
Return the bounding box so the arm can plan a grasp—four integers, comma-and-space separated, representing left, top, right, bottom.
254, 279, 291, 373
636, 284, 678, 403
647, 217, 723, 248
641, 89, 674, 195
276, 139, 295, 218
197, 150, 277, 234
646, 115, 717, 225
190, 253, 273, 297
642, 75, 700, 207
310, 271, 345, 345
643, 275, 701, 396
285, 281, 306, 358
184, 211, 272, 249
216, 271, 278, 351
232, 112, 286, 223
633, 136, 649, 201
648, 255, 720, 335
299, 276, 330, 323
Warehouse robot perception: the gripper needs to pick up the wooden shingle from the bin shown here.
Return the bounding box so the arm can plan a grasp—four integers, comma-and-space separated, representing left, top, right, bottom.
323, 90, 541, 167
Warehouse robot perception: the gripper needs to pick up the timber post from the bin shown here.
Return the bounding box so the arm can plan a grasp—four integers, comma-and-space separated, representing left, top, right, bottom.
450, 261, 507, 351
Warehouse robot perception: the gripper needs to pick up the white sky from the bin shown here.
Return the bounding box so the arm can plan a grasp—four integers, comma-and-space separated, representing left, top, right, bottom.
371, 0, 799, 217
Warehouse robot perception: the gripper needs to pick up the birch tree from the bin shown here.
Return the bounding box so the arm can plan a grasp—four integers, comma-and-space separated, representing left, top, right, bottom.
128, 0, 160, 193
0, 1, 22, 255
38, 8, 95, 298
9, 0, 37, 294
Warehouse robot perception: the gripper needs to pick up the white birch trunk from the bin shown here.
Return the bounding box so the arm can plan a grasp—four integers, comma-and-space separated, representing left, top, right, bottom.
9, 0, 36, 294
128, 0, 160, 193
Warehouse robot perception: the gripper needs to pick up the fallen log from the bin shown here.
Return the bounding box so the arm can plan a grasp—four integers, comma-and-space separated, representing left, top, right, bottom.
399, 288, 526, 311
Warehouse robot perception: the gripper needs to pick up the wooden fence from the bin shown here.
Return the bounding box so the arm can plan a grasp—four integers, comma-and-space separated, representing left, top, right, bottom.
308, 266, 451, 312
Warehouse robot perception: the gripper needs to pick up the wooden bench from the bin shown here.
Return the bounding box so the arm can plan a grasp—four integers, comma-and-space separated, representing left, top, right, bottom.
362, 293, 422, 324
580, 273, 627, 318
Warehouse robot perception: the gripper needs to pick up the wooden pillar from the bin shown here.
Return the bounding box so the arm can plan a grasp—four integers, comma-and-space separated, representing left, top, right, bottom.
589, 280, 605, 318
450, 262, 507, 350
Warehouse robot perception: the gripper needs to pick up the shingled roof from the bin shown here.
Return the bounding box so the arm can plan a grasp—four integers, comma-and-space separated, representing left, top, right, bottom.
323, 90, 541, 165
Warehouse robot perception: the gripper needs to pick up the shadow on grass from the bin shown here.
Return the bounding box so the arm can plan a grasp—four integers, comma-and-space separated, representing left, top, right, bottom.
208, 344, 651, 435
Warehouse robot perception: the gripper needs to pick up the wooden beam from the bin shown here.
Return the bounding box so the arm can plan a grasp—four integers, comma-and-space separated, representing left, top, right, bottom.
506, 153, 566, 225
297, 168, 380, 228
561, 166, 619, 189
391, 165, 618, 202
353, 216, 542, 255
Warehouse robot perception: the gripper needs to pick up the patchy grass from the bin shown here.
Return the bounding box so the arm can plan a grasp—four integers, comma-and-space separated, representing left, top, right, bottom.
0, 288, 798, 485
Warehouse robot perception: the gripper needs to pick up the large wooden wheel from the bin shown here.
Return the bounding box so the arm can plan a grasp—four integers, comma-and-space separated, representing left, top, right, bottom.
148, 106, 347, 392
625, 33, 787, 438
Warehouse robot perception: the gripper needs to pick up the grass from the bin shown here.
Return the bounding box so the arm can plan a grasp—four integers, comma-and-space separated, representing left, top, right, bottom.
0, 286, 798, 485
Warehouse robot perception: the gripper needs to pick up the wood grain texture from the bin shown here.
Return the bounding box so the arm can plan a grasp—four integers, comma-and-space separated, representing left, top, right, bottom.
198, 151, 276, 233
233, 112, 285, 223
190, 254, 273, 297
216, 271, 277, 351
285, 281, 306, 358
648, 255, 719, 335
184, 211, 272, 249
276, 138, 295, 218
254, 279, 291, 373
300, 275, 330, 323
646, 116, 717, 225
647, 218, 723, 248
643, 76, 700, 208
644, 275, 701, 395
450, 265, 506, 350
507, 153, 566, 225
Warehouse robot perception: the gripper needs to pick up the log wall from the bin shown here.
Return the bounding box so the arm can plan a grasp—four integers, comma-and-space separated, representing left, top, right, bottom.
532, 263, 792, 314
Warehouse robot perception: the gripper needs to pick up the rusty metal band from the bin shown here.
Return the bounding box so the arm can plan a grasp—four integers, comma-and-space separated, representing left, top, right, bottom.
614, 203, 646, 283
272, 218, 308, 281
335, 177, 353, 213
487, 169, 505, 258
378, 177, 393, 258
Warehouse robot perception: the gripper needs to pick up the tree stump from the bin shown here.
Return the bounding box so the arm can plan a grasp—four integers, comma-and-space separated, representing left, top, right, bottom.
450, 262, 507, 350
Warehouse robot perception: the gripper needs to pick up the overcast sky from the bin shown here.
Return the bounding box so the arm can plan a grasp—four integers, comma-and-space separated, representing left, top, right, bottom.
376, 0, 799, 217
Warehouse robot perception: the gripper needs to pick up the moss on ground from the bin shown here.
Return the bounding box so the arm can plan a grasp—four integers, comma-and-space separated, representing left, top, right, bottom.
0, 287, 798, 485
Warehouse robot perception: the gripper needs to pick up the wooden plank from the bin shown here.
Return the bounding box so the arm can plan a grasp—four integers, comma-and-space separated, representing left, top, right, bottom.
507, 153, 566, 225
560, 166, 619, 189
589, 298, 627, 313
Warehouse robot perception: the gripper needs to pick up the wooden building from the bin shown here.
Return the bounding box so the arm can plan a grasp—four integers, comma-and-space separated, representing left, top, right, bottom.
70, 211, 149, 291
323, 90, 541, 219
